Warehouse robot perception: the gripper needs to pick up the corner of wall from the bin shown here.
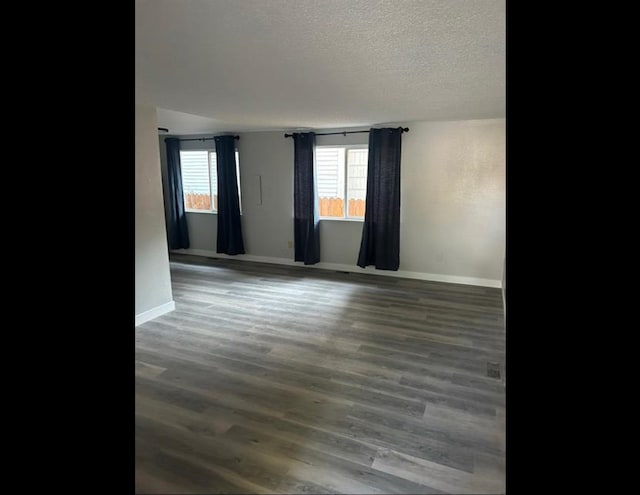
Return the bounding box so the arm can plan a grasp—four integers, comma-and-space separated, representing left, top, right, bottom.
135, 300, 176, 326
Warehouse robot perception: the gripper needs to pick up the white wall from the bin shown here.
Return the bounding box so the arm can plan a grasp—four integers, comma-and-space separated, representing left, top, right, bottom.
400, 120, 505, 280
136, 105, 174, 323
159, 118, 505, 285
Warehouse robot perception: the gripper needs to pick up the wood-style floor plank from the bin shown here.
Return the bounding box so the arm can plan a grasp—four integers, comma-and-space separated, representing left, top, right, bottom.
135, 254, 506, 494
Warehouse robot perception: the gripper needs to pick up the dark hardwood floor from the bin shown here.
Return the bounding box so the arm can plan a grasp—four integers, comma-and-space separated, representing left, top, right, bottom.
135, 254, 506, 494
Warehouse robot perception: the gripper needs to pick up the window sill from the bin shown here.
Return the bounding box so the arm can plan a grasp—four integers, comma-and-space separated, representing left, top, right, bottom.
185, 210, 244, 216
319, 217, 363, 222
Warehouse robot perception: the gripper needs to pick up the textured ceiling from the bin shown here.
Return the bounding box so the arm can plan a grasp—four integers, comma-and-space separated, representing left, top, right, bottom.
136, 0, 505, 133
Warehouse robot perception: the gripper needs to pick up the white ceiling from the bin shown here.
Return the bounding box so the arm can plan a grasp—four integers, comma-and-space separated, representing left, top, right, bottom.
136, 0, 505, 134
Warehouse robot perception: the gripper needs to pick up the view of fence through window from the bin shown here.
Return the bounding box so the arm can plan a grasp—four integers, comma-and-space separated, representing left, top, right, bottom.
316, 146, 368, 219
179, 150, 240, 212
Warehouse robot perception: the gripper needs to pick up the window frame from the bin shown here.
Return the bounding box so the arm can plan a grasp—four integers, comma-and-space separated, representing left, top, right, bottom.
315, 144, 368, 221
180, 149, 241, 215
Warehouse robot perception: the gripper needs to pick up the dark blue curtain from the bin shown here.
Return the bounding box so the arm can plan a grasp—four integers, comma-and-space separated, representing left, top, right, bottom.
164, 138, 190, 249
357, 128, 402, 270
293, 132, 320, 265
215, 135, 245, 255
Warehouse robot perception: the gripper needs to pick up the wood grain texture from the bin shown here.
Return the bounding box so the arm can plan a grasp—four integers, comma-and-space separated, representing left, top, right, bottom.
135, 254, 505, 494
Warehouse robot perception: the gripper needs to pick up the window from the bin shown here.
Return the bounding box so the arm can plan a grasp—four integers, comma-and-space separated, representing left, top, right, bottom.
315, 146, 368, 219
179, 150, 241, 213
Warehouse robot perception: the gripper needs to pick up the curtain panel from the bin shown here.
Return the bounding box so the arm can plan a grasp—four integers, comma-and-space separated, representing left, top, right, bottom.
215, 135, 245, 255
164, 137, 190, 250
293, 132, 320, 265
357, 128, 402, 270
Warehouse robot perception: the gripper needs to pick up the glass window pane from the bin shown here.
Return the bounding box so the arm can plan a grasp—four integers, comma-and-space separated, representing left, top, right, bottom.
180, 151, 212, 211
316, 147, 345, 218
346, 149, 368, 218
208, 151, 242, 213
209, 152, 218, 211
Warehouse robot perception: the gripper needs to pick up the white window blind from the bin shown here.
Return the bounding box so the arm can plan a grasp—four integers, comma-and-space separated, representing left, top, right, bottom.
180, 151, 210, 195
179, 149, 241, 213
347, 149, 368, 201
315, 146, 367, 219
209, 152, 218, 199
316, 147, 344, 198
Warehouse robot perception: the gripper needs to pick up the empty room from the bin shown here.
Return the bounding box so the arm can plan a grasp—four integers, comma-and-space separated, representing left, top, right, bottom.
135, 0, 506, 493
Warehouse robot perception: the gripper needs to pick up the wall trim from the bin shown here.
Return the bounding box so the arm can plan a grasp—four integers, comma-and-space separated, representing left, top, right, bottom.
502, 287, 506, 322
502, 258, 506, 317
135, 300, 176, 327
171, 249, 501, 288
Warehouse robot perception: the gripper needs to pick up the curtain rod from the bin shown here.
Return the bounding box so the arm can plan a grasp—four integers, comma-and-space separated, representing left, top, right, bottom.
164, 135, 240, 142
284, 127, 409, 138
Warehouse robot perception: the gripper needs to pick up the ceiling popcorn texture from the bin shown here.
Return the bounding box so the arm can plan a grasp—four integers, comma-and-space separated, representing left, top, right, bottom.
136, 0, 505, 133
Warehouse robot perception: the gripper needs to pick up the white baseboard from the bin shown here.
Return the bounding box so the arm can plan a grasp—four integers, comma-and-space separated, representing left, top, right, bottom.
171, 248, 501, 288
135, 300, 176, 327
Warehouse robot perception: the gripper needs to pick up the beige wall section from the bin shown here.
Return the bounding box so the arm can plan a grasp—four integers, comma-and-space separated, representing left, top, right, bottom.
159, 118, 505, 283
237, 132, 294, 258
136, 105, 174, 317
400, 119, 505, 280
